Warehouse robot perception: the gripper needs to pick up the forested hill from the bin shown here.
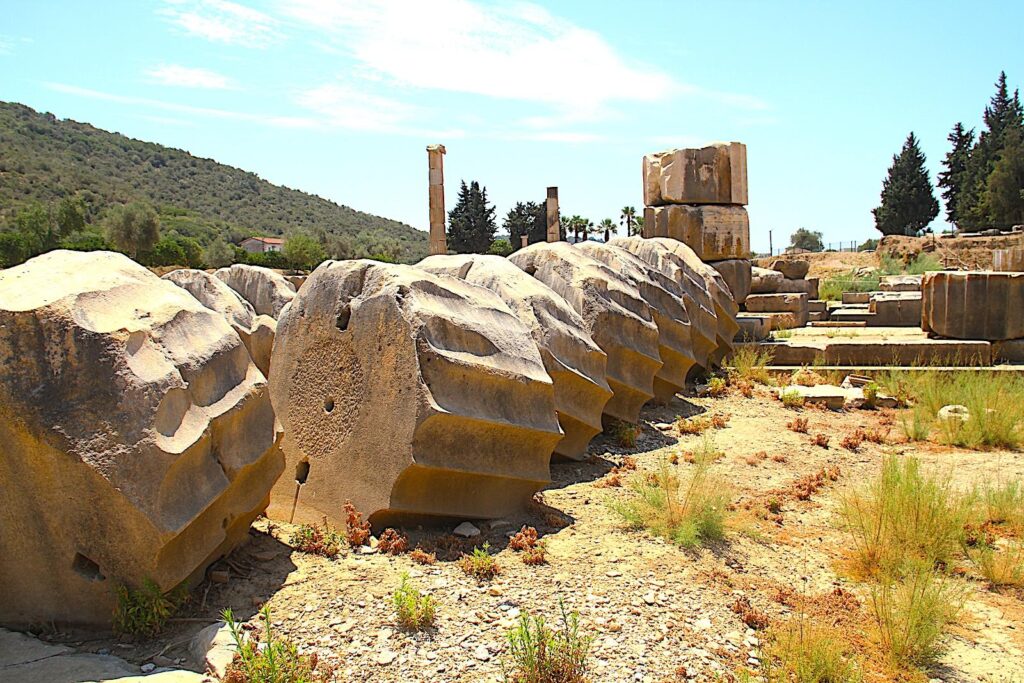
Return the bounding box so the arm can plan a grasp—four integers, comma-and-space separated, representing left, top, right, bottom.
0, 101, 427, 262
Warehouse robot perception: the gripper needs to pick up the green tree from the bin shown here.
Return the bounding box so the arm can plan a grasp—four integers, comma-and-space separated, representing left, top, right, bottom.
104, 202, 160, 259
283, 233, 328, 271
983, 127, 1024, 227
937, 123, 975, 227
565, 215, 594, 243
858, 238, 879, 252
872, 132, 939, 236
204, 238, 235, 268
15, 203, 58, 255
0, 231, 30, 267
60, 229, 111, 253
145, 236, 187, 267
789, 228, 824, 252
502, 201, 546, 250
620, 206, 639, 236
56, 195, 87, 237
487, 238, 513, 256
447, 180, 497, 253
599, 218, 615, 242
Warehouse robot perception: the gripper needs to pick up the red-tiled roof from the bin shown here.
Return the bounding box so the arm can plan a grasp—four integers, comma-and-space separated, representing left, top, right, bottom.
243, 236, 285, 244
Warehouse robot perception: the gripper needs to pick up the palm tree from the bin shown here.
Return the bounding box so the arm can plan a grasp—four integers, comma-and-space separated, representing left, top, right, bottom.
599, 218, 615, 242
620, 206, 638, 237
633, 215, 644, 237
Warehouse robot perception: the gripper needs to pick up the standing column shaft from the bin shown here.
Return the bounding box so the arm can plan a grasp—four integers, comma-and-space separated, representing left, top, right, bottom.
427, 144, 447, 256
546, 186, 560, 242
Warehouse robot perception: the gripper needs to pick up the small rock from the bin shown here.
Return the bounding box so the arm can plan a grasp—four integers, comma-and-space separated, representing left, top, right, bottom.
453, 522, 481, 538
474, 645, 491, 661
938, 404, 970, 422
643, 592, 656, 606
209, 569, 230, 584
377, 650, 397, 666
252, 550, 277, 562
488, 586, 504, 597
141, 663, 156, 673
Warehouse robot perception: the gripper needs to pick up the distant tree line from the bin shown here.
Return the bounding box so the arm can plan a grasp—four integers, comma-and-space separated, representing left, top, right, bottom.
445, 179, 644, 256
872, 71, 1023, 237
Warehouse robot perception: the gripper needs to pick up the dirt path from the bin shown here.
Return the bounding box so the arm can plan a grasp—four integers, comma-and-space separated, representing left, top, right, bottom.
43, 385, 1024, 682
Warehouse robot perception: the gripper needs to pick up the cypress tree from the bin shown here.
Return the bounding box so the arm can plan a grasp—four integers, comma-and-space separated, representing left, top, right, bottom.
447, 180, 496, 254
984, 127, 1024, 227
872, 132, 939, 236
937, 123, 974, 227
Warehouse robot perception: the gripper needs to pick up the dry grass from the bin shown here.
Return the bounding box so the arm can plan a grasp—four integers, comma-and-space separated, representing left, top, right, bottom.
502, 602, 591, 683
410, 547, 437, 565
608, 419, 641, 448
780, 389, 806, 409
810, 433, 830, 449
759, 615, 863, 683
222, 605, 333, 683
967, 541, 1024, 587
289, 518, 342, 557
377, 528, 409, 555
728, 346, 775, 386
841, 430, 865, 451
787, 417, 810, 433
458, 543, 501, 581
343, 501, 371, 548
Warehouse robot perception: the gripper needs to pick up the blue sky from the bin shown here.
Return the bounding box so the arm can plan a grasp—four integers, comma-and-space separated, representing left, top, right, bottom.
2, 1, 1022, 253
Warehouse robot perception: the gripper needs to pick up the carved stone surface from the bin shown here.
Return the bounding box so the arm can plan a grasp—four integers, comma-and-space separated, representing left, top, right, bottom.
709, 259, 752, 305
575, 242, 695, 401
643, 142, 748, 206
509, 242, 662, 423
418, 254, 611, 460
215, 264, 296, 318
751, 266, 784, 294
162, 268, 255, 335
608, 236, 720, 372
267, 260, 562, 527
0, 251, 282, 626
922, 271, 1024, 340
642, 205, 750, 261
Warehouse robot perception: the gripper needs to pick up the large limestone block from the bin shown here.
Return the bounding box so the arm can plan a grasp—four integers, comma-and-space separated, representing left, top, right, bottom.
608, 236, 720, 371
751, 266, 784, 294
922, 271, 1024, 340
215, 264, 296, 318
418, 254, 612, 460
879, 275, 922, 292
268, 260, 562, 527
745, 293, 809, 327
643, 142, 748, 206
709, 258, 752, 305
0, 251, 282, 627
769, 258, 810, 280
776, 277, 819, 299
509, 242, 662, 423
642, 205, 750, 261
247, 315, 277, 378
626, 238, 740, 366
162, 268, 256, 334
870, 292, 922, 327
576, 242, 696, 401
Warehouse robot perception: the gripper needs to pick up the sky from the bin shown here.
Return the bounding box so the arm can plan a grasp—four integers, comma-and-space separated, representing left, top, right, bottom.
2, 0, 1023, 254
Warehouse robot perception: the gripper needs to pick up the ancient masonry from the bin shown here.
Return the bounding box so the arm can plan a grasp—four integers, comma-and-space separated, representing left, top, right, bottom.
0, 144, 743, 628
642, 142, 752, 311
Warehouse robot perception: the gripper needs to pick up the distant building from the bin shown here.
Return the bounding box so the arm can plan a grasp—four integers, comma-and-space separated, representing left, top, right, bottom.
240, 236, 285, 253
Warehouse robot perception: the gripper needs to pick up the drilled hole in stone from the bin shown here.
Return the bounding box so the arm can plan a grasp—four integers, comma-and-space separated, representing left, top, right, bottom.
72, 553, 105, 582
324, 397, 335, 413
336, 304, 351, 331
295, 460, 310, 485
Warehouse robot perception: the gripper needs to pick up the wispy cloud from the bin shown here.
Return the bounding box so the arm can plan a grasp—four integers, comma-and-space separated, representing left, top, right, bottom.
159, 0, 279, 47
296, 83, 465, 138
0, 34, 31, 56
145, 64, 237, 90
44, 82, 316, 129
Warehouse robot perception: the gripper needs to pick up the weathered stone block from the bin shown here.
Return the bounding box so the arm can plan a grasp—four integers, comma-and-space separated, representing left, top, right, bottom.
923, 271, 1024, 340
769, 258, 810, 280
842, 291, 873, 304
642, 205, 750, 261
869, 292, 922, 327
879, 275, 922, 292
776, 277, 819, 299
0, 251, 282, 626
607, 236, 720, 371
751, 266, 783, 294
215, 264, 296, 318
246, 315, 276, 377
736, 313, 772, 341
709, 258, 752, 305
418, 254, 612, 460
577, 242, 696, 401
744, 293, 808, 314
643, 142, 748, 206
627, 237, 740, 366
509, 243, 662, 422
268, 260, 562, 527
163, 268, 256, 335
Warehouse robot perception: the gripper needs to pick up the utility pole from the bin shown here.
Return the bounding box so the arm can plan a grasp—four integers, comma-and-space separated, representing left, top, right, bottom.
768, 229, 773, 256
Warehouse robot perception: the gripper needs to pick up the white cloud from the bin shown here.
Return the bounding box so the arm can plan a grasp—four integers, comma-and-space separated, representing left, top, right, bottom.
0, 34, 31, 56
160, 0, 279, 47
296, 82, 464, 138
44, 82, 317, 129
145, 64, 236, 89
277, 0, 674, 118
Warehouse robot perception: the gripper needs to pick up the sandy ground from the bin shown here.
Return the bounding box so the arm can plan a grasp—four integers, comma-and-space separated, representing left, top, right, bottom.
754, 251, 878, 279
35, 383, 1024, 683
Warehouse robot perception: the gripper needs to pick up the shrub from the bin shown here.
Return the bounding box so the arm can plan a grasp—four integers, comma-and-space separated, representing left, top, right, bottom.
113, 578, 188, 637
501, 601, 591, 683
730, 596, 770, 630
522, 543, 548, 566
728, 346, 774, 385
780, 389, 805, 409
343, 501, 371, 547
790, 368, 823, 387
840, 430, 864, 451
607, 419, 640, 448
840, 456, 969, 580
377, 528, 409, 555
611, 453, 729, 548
868, 561, 964, 667
710, 413, 730, 429
787, 417, 810, 433
706, 377, 728, 397
289, 518, 342, 557
678, 415, 711, 435
862, 382, 880, 409
810, 433, 830, 449
759, 616, 863, 683
968, 541, 1024, 587
982, 479, 1023, 532
509, 526, 540, 551
222, 605, 332, 683
458, 543, 501, 581
410, 547, 437, 565
393, 573, 436, 630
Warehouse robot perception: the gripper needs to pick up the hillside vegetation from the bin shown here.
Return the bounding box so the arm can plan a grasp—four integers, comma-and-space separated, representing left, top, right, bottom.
0, 101, 427, 265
